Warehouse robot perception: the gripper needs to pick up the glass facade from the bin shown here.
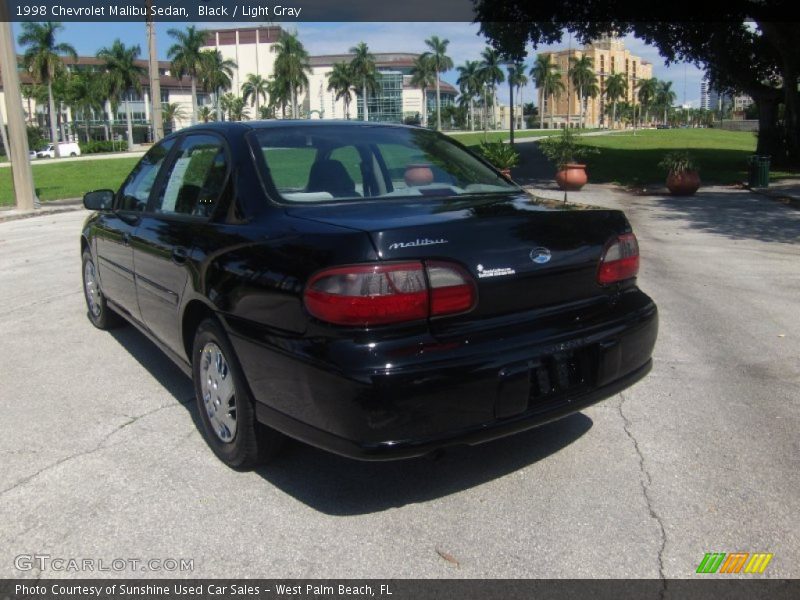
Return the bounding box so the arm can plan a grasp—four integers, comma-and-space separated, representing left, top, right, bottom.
356, 71, 403, 123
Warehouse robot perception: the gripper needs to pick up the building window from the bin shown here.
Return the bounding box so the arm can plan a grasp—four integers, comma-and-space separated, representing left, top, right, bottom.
600, 55, 605, 73
357, 71, 403, 123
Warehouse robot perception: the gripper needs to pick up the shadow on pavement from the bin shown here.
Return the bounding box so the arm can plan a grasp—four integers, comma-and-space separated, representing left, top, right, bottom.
108, 320, 594, 516
257, 414, 592, 516
653, 191, 800, 244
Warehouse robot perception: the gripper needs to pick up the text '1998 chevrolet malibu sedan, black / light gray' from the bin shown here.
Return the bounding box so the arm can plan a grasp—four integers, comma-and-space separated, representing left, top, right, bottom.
80, 121, 658, 468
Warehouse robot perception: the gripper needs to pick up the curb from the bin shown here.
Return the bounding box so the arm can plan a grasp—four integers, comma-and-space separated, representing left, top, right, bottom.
746, 186, 800, 208
0, 199, 84, 224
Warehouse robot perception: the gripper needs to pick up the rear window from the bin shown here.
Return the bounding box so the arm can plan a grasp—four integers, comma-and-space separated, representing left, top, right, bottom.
253, 125, 517, 203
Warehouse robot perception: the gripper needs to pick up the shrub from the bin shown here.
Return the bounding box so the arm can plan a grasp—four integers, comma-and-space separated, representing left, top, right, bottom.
476, 141, 519, 170
538, 128, 598, 166
658, 150, 697, 175
79, 140, 129, 154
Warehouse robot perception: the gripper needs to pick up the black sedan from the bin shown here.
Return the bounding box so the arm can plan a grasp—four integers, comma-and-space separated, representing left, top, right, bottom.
81, 121, 658, 468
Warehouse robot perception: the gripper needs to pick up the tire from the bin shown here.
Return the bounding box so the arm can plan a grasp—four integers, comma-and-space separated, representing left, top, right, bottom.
70, 152, 77, 157
191, 318, 284, 468
82, 250, 123, 330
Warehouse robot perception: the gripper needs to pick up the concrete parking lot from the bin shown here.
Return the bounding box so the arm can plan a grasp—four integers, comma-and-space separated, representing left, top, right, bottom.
0, 186, 798, 579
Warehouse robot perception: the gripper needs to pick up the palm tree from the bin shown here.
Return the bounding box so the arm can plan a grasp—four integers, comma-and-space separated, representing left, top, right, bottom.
228, 96, 248, 122
167, 26, 207, 125
479, 48, 504, 129
410, 55, 436, 127
456, 60, 482, 131
97, 40, 145, 150
546, 70, 565, 130
21, 84, 40, 125
656, 80, 677, 125
326, 62, 356, 119
349, 42, 377, 122
64, 71, 104, 143
636, 77, 659, 127
423, 36, 453, 131
18, 22, 77, 158
569, 55, 596, 129
604, 73, 627, 130
507, 62, 528, 130
219, 93, 236, 121
267, 76, 291, 118
241, 73, 269, 116
198, 105, 214, 123
199, 49, 236, 122
271, 31, 311, 119
162, 102, 188, 131
530, 54, 558, 130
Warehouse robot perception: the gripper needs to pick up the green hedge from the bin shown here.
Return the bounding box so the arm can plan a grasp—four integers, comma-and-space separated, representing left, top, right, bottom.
79, 140, 129, 154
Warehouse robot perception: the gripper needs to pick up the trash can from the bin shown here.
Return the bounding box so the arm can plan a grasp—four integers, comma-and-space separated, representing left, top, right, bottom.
748, 155, 770, 188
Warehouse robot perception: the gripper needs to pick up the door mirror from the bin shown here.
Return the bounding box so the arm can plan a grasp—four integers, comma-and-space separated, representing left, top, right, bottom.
83, 189, 114, 211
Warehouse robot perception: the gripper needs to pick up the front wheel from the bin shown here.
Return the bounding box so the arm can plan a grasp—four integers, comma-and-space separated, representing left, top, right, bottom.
191, 318, 284, 468
82, 250, 122, 329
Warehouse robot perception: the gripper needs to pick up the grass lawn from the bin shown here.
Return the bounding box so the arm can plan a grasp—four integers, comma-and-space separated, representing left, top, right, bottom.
451, 129, 593, 147
579, 128, 798, 186
0, 157, 139, 207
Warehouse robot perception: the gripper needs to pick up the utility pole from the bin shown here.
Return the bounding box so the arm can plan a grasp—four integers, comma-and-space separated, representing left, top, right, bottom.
146, 1, 164, 142
0, 14, 38, 211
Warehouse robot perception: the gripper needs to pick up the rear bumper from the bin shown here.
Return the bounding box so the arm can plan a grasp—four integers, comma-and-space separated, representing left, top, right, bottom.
229, 289, 658, 460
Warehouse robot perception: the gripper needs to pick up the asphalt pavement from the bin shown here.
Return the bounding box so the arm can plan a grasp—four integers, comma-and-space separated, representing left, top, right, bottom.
0, 185, 798, 579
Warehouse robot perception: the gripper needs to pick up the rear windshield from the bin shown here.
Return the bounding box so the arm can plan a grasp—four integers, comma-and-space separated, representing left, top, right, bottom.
252, 125, 517, 203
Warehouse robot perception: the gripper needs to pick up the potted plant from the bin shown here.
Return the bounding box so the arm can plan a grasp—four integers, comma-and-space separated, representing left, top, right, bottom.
538, 128, 598, 191
476, 141, 519, 178
659, 150, 700, 195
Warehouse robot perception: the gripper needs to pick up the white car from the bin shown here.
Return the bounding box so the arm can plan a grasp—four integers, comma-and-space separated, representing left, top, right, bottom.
37, 142, 81, 158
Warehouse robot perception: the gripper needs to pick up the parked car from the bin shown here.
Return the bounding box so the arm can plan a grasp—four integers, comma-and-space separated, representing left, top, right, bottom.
37, 142, 81, 158
80, 121, 658, 468
28, 150, 37, 160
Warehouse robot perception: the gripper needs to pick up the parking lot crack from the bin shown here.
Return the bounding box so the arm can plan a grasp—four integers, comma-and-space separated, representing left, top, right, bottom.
0, 400, 190, 499
617, 391, 667, 588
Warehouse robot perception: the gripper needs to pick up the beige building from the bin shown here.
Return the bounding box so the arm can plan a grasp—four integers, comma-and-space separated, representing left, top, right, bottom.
202, 27, 457, 124
542, 36, 653, 128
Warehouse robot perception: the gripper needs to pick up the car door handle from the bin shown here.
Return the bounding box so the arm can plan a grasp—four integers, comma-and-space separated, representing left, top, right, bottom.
172, 246, 189, 264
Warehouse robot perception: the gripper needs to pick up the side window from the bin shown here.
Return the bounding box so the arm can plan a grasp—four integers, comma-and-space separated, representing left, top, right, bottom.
118, 140, 174, 211
153, 134, 229, 218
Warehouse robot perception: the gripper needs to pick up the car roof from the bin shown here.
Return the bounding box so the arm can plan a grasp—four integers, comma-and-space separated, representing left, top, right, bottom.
173, 120, 423, 135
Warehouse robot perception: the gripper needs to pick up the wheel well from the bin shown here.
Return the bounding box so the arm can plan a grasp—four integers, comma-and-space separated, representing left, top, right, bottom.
182, 300, 216, 361
80, 236, 89, 255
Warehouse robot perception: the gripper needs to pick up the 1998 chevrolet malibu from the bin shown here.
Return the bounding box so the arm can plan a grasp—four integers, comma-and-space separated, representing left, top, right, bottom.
80, 121, 658, 468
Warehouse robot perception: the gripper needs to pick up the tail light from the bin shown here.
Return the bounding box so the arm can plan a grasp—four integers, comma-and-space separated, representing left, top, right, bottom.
597, 233, 640, 285
304, 261, 477, 327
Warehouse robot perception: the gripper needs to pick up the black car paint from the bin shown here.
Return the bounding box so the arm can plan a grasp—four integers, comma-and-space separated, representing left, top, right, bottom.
82, 121, 658, 460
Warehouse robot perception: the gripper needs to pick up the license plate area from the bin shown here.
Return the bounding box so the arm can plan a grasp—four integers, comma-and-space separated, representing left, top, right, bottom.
529, 347, 596, 408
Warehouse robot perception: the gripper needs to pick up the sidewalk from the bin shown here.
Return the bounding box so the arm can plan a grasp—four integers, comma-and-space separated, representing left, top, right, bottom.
750, 179, 800, 207
0, 197, 83, 223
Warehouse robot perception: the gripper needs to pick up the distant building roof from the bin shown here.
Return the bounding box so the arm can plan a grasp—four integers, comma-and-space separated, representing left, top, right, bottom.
203, 26, 284, 46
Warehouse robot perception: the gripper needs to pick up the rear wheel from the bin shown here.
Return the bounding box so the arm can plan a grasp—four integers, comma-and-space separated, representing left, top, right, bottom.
82, 250, 122, 329
191, 318, 284, 468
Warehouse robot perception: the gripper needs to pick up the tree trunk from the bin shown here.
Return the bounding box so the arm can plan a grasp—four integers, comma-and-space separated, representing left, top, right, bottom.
291, 86, 297, 119
613, 101, 617, 130
753, 93, 783, 163
216, 88, 222, 122
362, 81, 368, 121
578, 85, 583, 128
190, 76, 198, 125
422, 87, 427, 127
549, 93, 555, 129
470, 98, 474, 131
125, 99, 134, 149
539, 87, 544, 129
47, 81, 60, 158
435, 75, 441, 130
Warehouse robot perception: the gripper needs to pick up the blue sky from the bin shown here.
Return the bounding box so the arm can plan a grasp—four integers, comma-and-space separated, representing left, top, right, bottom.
12, 21, 704, 107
